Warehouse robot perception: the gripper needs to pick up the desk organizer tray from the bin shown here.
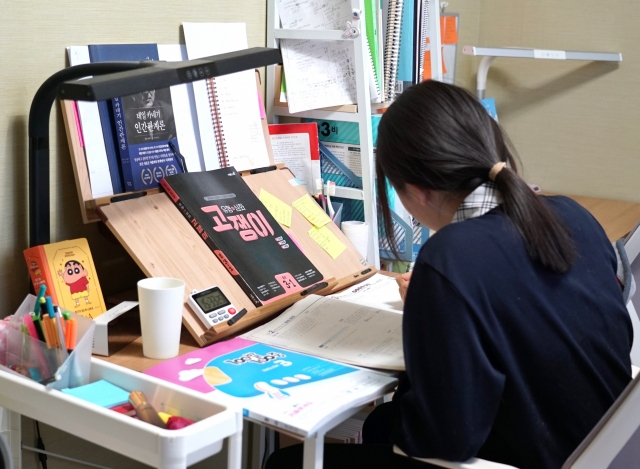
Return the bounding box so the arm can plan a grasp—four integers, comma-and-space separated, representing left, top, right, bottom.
0, 357, 242, 469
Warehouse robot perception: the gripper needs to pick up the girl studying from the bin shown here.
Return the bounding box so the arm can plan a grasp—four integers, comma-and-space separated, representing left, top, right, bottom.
266, 80, 633, 468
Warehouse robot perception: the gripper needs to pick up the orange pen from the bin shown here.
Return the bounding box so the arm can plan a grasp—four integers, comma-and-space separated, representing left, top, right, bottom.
66, 318, 77, 352
41, 315, 52, 348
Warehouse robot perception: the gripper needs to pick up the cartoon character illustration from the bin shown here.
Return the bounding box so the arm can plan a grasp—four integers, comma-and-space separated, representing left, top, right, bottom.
29, 261, 42, 276
57, 260, 90, 307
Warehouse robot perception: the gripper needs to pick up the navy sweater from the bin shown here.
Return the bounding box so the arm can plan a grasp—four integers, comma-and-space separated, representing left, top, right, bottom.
392, 196, 632, 469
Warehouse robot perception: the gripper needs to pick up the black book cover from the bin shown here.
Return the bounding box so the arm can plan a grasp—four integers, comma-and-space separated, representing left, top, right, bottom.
161, 168, 324, 306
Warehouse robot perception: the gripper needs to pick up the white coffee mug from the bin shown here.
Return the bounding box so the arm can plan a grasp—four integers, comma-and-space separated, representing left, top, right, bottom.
137, 277, 186, 359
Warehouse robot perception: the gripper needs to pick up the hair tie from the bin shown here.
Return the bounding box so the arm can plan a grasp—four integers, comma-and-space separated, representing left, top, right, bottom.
489, 162, 506, 181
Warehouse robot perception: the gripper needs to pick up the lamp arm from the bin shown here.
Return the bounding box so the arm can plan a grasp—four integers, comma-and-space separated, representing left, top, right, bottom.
476, 56, 496, 99
28, 61, 157, 248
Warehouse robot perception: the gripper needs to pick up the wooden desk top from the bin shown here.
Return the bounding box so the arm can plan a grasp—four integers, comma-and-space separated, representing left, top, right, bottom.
563, 195, 640, 242
99, 195, 640, 372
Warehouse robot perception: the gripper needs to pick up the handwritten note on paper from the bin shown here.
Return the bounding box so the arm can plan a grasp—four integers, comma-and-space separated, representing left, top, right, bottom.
308, 226, 347, 259
276, 0, 351, 30
259, 189, 292, 227
212, 71, 271, 171
276, 0, 358, 113
280, 39, 357, 113
292, 194, 331, 228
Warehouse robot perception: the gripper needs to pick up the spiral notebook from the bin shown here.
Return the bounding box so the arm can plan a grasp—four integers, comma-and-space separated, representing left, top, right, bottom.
183, 22, 272, 171
383, 0, 404, 101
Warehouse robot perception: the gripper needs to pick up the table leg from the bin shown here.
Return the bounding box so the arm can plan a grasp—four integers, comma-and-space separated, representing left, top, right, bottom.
0, 407, 21, 469
227, 415, 243, 469
302, 433, 324, 469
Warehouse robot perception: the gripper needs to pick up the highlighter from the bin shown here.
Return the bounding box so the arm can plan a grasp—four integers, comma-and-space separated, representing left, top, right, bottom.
128, 390, 166, 428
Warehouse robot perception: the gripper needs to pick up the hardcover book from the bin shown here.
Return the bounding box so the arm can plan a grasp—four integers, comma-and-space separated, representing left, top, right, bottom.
23, 238, 106, 319
160, 168, 324, 306
144, 337, 397, 437
88, 44, 184, 192
113, 85, 183, 191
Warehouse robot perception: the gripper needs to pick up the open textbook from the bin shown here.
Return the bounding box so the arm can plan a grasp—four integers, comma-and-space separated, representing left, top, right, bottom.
243, 274, 404, 371
144, 273, 402, 436
144, 337, 397, 436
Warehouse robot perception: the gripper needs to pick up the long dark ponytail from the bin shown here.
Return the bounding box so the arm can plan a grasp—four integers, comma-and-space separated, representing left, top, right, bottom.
376, 80, 575, 273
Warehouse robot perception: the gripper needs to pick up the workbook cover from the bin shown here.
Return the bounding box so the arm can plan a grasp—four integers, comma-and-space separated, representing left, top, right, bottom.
144, 337, 397, 436
160, 168, 323, 306
24, 238, 106, 319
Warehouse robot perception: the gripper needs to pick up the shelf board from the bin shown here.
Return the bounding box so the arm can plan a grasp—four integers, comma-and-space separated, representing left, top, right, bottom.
463, 46, 622, 62
273, 106, 362, 122
274, 29, 346, 41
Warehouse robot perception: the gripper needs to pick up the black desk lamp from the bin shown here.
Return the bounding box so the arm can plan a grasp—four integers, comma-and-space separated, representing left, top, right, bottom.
29, 47, 282, 248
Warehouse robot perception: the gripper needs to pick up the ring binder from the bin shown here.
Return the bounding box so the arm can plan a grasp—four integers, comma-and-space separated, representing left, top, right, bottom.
417, 0, 430, 82
383, 0, 404, 101
206, 77, 230, 168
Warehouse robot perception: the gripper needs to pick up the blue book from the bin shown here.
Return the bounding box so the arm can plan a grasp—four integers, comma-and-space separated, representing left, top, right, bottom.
88, 44, 183, 192
396, 0, 416, 94
87, 45, 159, 193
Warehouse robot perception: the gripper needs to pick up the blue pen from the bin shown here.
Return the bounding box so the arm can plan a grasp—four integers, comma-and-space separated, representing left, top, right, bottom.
34, 285, 46, 314
45, 296, 55, 318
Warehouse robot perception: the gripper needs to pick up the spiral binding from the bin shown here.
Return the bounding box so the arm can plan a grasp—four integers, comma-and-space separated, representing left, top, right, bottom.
383, 0, 404, 101
206, 77, 229, 168
418, 0, 430, 81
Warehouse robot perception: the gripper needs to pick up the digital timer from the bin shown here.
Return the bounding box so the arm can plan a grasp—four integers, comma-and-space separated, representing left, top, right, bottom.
187, 286, 239, 328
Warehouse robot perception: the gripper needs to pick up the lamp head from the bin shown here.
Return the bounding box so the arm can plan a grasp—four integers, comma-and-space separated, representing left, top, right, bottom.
58, 47, 282, 101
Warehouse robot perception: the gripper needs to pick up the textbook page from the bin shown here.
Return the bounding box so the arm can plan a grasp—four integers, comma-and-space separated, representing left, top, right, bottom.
242, 295, 404, 370
328, 273, 403, 313
183, 22, 270, 172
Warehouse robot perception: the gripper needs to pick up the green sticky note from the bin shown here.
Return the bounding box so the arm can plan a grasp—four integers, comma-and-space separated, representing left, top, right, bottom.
62, 379, 129, 408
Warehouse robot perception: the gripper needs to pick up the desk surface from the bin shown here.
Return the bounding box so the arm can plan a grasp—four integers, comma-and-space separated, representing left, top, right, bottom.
100, 195, 640, 372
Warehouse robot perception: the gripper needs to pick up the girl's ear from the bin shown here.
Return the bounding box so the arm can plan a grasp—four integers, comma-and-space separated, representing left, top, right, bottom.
405, 183, 431, 206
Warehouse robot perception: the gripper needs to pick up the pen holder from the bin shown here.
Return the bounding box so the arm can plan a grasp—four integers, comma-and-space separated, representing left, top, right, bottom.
0, 294, 95, 389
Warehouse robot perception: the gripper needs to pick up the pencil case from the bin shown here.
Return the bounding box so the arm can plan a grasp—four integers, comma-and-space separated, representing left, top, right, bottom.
0, 294, 95, 389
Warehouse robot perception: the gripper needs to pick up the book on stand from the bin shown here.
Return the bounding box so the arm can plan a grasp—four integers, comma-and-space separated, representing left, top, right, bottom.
112, 85, 184, 191
160, 168, 324, 307
23, 238, 106, 319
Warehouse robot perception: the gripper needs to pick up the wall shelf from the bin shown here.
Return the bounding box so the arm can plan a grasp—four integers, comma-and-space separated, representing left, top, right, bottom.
463, 45, 622, 99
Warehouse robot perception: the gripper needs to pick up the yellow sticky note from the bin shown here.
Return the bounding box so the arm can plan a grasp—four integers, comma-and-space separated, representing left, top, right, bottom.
308, 226, 346, 259
292, 194, 331, 228
259, 189, 292, 227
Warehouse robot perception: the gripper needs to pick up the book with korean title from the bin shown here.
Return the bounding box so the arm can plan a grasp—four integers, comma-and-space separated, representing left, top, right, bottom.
87, 44, 185, 192
23, 238, 106, 319
160, 168, 324, 307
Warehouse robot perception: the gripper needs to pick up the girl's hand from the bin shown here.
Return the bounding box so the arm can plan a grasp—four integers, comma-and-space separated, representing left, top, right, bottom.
397, 271, 412, 302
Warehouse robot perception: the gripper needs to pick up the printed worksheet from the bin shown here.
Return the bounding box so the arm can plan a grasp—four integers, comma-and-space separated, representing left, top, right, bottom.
328, 273, 403, 313
242, 295, 404, 370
